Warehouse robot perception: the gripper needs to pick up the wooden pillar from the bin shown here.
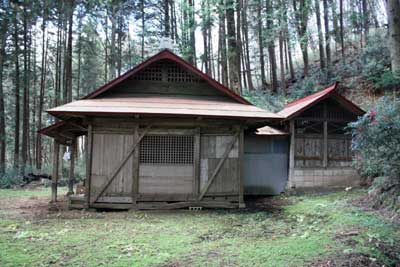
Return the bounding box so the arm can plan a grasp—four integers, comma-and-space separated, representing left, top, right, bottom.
193, 127, 200, 198
86, 124, 93, 207
67, 140, 76, 196
323, 103, 328, 168
51, 140, 60, 203
238, 127, 245, 208
131, 124, 139, 209
323, 121, 328, 167
288, 120, 295, 188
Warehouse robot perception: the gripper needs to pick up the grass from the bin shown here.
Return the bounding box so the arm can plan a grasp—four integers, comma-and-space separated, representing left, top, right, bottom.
0, 188, 399, 267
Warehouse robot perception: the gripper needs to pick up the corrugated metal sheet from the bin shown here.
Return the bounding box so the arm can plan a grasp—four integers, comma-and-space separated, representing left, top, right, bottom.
244, 134, 288, 195
47, 96, 282, 120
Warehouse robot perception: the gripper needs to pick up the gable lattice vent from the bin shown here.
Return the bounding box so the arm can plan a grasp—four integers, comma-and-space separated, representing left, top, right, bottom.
133, 61, 203, 83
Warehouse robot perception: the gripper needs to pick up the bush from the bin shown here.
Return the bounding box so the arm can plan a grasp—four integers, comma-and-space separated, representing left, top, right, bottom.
349, 96, 400, 211
0, 168, 23, 188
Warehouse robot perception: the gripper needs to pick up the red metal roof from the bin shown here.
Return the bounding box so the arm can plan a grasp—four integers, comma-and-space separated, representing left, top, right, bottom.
83, 49, 251, 105
47, 96, 282, 120
278, 82, 364, 119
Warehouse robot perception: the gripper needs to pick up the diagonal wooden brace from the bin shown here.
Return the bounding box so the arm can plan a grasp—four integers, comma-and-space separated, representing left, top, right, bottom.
91, 124, 152, 204
197, 131, 240, 201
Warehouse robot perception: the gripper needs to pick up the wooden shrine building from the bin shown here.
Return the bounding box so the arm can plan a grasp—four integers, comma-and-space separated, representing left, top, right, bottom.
277, 83, 365, 189
40, 50, 365, 210
40, 49, 281, 209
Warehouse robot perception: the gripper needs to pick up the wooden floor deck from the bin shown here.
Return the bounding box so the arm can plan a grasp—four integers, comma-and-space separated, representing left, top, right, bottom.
68, 195, 241, 210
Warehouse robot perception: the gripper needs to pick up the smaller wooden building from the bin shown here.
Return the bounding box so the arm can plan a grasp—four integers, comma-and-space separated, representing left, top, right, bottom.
40, 49, 280, 209
277, 83, 365, 189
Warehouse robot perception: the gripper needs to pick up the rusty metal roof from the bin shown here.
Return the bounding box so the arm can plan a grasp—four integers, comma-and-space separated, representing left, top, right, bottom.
47, 96, 282, 120
277, 82, 364, 120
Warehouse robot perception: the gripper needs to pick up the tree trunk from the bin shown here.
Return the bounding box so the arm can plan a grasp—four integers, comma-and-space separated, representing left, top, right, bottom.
164, 0, 170, 37
140, 0, 145, 60
65, 0, 74, 103
266, 0, 278, 92
257, 0, 267, 89
242, 0, 254, 90
328, 0, 340, 50
201, 0, 210, 74
293, 0, 309, 76
315, 0, 325, 69
339, 0, 344, 59
387, 0, 400, 76
188, 0, 196, 65
362, 0, 369, 40
218, 0, 228, 85
236, 0, 242, 91
109, 2, 117, 79
21, 1, 30, 175
13, 6, 20, 171
36, 0, 47, 170
283, 5, 295, 81
0, 12, 8, 175
323, 0, 331, 71
226, 0, 240, 93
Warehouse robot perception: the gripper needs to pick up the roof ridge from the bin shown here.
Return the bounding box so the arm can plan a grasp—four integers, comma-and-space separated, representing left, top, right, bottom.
286, 82, 338, 107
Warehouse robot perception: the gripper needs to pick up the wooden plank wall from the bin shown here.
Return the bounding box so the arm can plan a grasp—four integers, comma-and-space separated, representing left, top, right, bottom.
90, 132, 134, 202
200, 134, 240, 195
87, 120, 243, 205
138, 164, 193, 194
294, 135, 352, 168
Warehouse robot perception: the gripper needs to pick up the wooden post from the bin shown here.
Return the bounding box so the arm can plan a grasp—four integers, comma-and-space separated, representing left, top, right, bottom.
193, 127, 200, 198
288, 120, 295, 188
86, 124, 93, 208
51, 140, 60, 203
238, 127, 245, 208
323, 103, 328, 168
67, 139, 76, 196
131, 124, 139, 209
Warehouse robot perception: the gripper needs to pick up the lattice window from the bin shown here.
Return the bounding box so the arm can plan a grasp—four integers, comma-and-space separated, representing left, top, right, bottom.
140, 135, 194, 164
167, 64, 202, 83
133, 64, 163, 81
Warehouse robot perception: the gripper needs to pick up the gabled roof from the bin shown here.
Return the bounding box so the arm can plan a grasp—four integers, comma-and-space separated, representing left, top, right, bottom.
83, 49, 251, 105
47, 96, 282, 120
45, 49, 282, 122
277, 82, 365, 120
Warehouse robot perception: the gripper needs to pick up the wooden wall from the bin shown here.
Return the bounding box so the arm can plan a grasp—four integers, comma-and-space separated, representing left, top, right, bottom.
96, 59, 230, 100
294, 135, 352, 168
200, 135, 239, 195
86, 118, 243, 207
90, 133, 134, 203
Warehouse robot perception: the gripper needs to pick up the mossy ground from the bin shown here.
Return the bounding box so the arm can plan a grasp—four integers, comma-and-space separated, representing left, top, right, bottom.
0, 188, 398, 267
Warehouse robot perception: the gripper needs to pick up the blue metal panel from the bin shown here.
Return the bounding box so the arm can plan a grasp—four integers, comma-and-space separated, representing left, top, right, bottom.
244, 134, 289, 195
